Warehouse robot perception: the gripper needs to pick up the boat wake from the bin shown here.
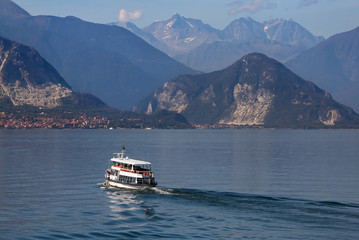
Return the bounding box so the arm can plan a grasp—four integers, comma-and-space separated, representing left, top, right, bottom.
99, 182, 359, 212
96, 182, 359, 238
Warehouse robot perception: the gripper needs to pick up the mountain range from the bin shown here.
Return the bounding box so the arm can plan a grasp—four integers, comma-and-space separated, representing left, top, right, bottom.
286, 27, 359, 113
0, 35, 106, 109
119, 14, 324, 72
0, 0, 195, 110
2, 0, 359, 128
119, 13, 359, 114
136, 53, 359, 128
0, 35, 192, 129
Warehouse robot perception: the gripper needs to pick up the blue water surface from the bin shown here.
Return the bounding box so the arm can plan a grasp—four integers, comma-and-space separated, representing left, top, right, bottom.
0, 129, 358, 239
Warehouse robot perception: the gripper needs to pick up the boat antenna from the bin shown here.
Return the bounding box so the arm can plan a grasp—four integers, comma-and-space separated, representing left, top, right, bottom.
122, 145, 125, 152
119, 145, 125, 158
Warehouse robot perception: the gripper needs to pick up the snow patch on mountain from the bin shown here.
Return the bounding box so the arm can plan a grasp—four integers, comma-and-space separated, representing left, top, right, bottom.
186, 21, 194, 28
184, 37, 196, 43
165, 20, 175, 29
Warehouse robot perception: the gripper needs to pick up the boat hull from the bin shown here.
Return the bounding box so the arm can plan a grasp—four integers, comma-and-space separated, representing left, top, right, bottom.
106, 179, 156, 190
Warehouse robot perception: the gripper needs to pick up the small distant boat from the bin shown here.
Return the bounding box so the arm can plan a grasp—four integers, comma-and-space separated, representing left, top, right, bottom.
104, 146, 157, 189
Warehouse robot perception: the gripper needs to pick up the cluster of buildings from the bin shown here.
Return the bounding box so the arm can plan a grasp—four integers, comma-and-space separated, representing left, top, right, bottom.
0, 112, 265, 129
0, 112, 110, 129
192, 123, 264, 129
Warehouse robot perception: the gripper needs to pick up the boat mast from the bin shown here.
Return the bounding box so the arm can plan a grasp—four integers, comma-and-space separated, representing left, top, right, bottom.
120, 145, 125, 159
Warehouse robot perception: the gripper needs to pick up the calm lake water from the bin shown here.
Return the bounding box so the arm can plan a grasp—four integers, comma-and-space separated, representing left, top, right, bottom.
1, 129, 359, 239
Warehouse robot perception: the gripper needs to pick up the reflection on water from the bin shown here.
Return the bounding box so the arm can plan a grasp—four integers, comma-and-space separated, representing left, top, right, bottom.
105, 189, 143, 220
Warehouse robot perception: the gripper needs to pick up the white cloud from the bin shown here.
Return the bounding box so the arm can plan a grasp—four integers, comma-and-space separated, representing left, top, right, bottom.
228, 0, 277, 15
118, 9, 143, 23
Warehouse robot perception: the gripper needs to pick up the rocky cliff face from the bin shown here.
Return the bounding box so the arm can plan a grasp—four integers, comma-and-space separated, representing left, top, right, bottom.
218, 83, 275, 125
0, 36, 105, 109
0, 36, 73, 108
138, 53, 359, 128
1, 84, 73, 108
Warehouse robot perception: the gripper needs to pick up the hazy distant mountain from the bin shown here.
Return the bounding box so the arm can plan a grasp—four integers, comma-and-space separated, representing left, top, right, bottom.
137, 53, 359, 128
0, 0, 30, 18
287, 27, 359, 112
176, 38, 301, 73
124, 15, 323, 73
264, 18, 324, 50
112, 21, 173, 56
0, 36, 106, 109
0, 0, 195, 110
223, 17, 267, 42
142, 13, 222, 54
176, 18, 324, 72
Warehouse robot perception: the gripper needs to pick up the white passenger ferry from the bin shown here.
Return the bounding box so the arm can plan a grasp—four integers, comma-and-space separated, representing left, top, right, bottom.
104, 147, 157, 189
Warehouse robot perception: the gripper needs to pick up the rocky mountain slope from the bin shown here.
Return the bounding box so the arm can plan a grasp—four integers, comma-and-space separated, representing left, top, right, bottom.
0, 36, 106, 109
263, 18, 324, 49
120, 15, 323, 72
223, 17, 267, 42
113, 21, 172, 56
137, 53, 359, 128
177, 17, 324, 72
0, 0, 195, 110
286, 27, 359, 113
142, 13, 222, 55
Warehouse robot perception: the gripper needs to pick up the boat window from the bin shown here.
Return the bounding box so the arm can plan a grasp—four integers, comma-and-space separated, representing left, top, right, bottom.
134, 165, 150, 171
134, 165, 142, 171
130, 177, 135, 183
122, 164, 131, 170
118, 176, 136, 184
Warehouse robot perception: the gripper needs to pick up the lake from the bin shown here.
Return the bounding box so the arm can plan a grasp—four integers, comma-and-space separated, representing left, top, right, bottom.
1, 129, 358, 239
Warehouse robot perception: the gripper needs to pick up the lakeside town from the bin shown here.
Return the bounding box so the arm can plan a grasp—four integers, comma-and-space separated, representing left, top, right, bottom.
0, 111, 147, 129
0, 111, 110, 129
0, 111, 265, 129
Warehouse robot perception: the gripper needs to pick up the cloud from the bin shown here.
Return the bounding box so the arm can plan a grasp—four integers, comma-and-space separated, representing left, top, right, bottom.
228, 0, 277, 15
298, 0, 337, 8
118, 9, 143, 23
298, 0, 319, 7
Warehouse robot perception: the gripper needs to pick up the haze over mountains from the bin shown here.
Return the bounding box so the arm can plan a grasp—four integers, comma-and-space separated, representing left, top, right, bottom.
287, 27, 359, 113
0, 35, 192, 128
1, 0, 359, 128
118, 13, 359, 114
118, 14, 324, 72
0, 0, 195, 110
0, 36, 106, 109
137, 53, 359, 128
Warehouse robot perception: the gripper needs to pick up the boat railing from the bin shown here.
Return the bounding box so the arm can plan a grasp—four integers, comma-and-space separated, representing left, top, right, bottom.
136, 170, 153, 176
113, 151, 125, 159
111, 165, 154, 176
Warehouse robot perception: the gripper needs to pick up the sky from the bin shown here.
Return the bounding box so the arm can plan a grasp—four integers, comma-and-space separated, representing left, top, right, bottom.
12, 0, 359, 38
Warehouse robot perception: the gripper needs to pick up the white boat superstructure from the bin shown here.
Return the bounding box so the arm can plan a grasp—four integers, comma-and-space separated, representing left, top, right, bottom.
105, 148, 157, 189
